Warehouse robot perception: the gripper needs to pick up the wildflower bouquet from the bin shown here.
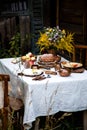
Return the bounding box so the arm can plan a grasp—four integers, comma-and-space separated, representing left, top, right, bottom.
36, 26, 74, 54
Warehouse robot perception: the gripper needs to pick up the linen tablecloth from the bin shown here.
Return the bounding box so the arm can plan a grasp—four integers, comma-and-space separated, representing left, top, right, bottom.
0, 58, 87, 129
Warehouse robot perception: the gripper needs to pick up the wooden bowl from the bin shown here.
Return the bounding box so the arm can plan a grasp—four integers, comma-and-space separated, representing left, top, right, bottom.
59, 68, 71, 77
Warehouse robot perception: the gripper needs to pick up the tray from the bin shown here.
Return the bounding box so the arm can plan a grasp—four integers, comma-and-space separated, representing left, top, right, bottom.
61, 62, 83, 69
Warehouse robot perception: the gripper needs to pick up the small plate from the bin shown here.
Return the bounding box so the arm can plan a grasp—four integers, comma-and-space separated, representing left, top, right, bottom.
61, 62, 83, 69
23, 69, 43, 77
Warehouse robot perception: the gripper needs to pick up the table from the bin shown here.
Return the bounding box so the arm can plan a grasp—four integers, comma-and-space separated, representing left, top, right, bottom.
0, 57, 87, 129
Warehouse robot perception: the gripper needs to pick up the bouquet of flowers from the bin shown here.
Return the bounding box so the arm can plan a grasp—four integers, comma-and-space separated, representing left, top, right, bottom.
36, 26, 74, 54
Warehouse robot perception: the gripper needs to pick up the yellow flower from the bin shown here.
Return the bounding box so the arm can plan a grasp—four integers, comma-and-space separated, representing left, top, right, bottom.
60, 38, 65, 42
38, 33, 48, 43
62, 29, 66, 34
49, 29, 52, 32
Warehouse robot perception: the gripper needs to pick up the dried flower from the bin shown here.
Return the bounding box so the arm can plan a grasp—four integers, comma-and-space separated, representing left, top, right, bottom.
36, 26, 74, 54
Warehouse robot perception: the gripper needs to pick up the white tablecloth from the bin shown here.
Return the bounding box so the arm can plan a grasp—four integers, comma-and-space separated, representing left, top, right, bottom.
0, 58, 87, 129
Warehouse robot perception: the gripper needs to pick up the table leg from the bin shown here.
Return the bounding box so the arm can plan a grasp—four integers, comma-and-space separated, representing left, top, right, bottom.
83, 110, 87, 130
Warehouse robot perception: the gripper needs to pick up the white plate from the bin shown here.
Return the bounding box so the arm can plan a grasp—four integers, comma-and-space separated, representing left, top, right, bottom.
23, 69, 43, 76
61, 62, 83, 68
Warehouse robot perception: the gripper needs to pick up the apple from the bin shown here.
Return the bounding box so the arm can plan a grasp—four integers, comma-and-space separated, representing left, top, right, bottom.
26, 54, 30, 58
28, 52, 33, 57
29, 60, 35, 67
30, 56, 35, 61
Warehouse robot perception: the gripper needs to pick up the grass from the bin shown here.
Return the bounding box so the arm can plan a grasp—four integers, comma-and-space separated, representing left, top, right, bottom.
0, 107, 24, 130
30, 111, 83, 130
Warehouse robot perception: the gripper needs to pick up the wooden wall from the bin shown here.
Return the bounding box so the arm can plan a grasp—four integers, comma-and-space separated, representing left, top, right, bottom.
43, 0, 87, 45
58, 0, 87, 45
